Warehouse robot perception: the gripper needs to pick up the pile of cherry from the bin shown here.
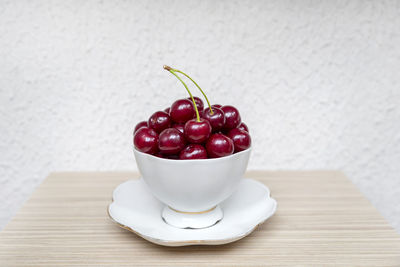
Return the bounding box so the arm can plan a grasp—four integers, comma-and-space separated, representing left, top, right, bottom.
133, 66, 251, 160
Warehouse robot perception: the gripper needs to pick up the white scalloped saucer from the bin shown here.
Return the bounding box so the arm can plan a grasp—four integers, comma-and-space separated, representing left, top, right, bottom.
108, 178, 277, 246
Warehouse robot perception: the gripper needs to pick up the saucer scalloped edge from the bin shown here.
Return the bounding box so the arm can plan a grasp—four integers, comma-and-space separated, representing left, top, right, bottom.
108, 178, 277, 246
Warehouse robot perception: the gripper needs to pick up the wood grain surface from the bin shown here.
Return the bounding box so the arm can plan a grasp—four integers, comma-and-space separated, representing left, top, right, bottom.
0, 171, 399, 266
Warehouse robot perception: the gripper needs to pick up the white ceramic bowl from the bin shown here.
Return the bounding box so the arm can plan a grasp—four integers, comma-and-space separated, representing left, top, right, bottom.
133, 147, 251, 228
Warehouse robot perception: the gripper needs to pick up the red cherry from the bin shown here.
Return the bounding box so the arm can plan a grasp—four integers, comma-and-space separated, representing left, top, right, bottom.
206, 133, 234, 158
212, 104, 222, 109
202, 107, 225, 132
227, 128, 251, 152
134, 121, 148, 133
180, 144, 208, 160
170, 99, 195, 123
158, 128, 186, 155
237, 122, 249, 132
172, 123, 185, 134
221, 105, 241, 131
148, 111, 171, 133
164, 107, 170, 114
187, 96, 204, 114
167, 154, 180, 160
184, 119, 212, 144
134, 127, 159, 154
155, 152, 167, 158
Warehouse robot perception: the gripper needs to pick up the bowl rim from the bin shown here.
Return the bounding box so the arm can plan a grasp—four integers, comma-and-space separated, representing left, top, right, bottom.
133, 146, 252, 163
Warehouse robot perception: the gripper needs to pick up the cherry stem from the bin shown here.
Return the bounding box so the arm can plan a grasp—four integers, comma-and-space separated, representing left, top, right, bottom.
163, 65, 201, 122
170, 68, 213, 115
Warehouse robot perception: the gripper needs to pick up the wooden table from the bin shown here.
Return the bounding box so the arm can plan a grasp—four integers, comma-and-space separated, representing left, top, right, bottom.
1, 171, 399, 266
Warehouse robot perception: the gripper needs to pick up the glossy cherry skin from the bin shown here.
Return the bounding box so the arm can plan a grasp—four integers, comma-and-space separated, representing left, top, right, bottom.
184, 119, 212, 144
206, 133, 234, 158
202, 107, 225, 132
212, 104, 222, 109
237, 122, 249, 132
227, 128, 251, 152
134, 127, 159, 154
187, 96, 204, 114
148, 111, 171, 133
172, 123, 185, 134
170, 99, 195, 123
158, 128, 186, 155
134, 121, 148, 133
221, 105, 241, 131
164, 107, 170, 114
180, 144, 208, 160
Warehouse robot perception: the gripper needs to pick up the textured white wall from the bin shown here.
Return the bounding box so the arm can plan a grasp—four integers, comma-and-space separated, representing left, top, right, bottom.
1, 0, 400, 232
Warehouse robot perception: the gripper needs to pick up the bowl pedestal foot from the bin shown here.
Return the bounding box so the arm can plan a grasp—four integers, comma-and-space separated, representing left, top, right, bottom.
161, 205, 223, 229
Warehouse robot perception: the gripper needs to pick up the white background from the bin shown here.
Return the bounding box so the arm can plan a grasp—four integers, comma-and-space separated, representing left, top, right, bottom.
1, 0, 399, 232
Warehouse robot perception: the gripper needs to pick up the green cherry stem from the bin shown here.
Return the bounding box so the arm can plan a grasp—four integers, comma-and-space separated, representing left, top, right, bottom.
170, 68, 214, 115
163, 65, 201, 122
